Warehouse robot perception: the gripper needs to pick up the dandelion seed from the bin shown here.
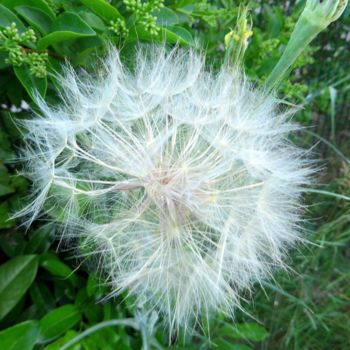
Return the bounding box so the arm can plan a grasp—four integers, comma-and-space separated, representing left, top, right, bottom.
15, 45, 313, 333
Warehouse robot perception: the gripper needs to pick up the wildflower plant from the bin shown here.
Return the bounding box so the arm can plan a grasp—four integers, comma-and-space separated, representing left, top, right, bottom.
13, 0, 347, 336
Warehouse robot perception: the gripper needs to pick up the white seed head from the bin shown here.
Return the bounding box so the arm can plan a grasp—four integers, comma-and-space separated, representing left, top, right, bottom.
16, 45, 313, 333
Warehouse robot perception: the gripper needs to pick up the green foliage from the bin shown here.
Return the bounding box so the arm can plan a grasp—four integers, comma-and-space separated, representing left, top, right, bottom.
0, 0, 349, 349
0, 4, 27, 33
0, 320, 40, 350
0, 0, 199, 103
39, 304, 82, 341
0, 255, 38, 320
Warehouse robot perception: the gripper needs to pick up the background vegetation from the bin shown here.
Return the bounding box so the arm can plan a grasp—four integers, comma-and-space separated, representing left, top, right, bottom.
0, 0, 349, 349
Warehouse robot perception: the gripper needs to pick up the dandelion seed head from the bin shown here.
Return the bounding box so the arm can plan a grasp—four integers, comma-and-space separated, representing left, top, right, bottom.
16, 45, 313, 333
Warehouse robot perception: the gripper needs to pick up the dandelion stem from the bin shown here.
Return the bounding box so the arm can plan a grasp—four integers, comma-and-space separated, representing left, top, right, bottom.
265, 14, 322, 91
301, 130, 350, 165
60, 319, 139, 350
306, 189, 350, 201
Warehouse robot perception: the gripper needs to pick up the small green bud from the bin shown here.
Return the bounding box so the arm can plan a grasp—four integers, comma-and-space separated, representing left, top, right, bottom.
6, 47, 24, 66
224, 7, 252, 69
123, 0, 137, 11
21, 28, 36, 44
122, 0, 163, 35
25, 52, 48, 78
3, 23, 20, 41
109, 19, 129, 38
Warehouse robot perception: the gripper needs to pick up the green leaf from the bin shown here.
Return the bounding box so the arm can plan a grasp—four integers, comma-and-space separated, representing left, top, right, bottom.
226, 323, 269, 342
24, 225, 54, 254
10, 175, 27, 193
43, 330, 80, 350
86, 274, 105, 299
212, 338, 252, 350
0, 114, 14, 157
29, 281, 55, 313
80, 326, 125, 349
39, 304, 82, 341
16, 304, 40, 324
39, 252, 73, 278
0, 4, 27, 33
3, 78, 23, 106
0, 292, 26, 326
0, 255, 38, 320
167, 25, 194, 44
14, 65, 47, 101
78, 11, 107, 32
0, 202, 13, 229
176, 0, 196, 12
0, 164, 15, 197
37, 12, 96, 50
80, 0, 123, 22
0, 320, 40, 350
69, 36, 103, 65
127, 25, 193, 45
83, 302, 103, 323
154, 7, 179, 26
0, 51, 10, 69
0, 183, 14, 196
39, 252, 79, 285
0, 231, 26, 257
264, 5, 284, 39
1, 0, 55, 20
231, 345, 253, 350
14, 6, 53, 35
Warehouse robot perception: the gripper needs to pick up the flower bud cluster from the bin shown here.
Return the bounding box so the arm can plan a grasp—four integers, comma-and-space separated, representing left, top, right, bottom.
109, 18, 129, 40
123, 0, 164, 35
0, 23, 48, 78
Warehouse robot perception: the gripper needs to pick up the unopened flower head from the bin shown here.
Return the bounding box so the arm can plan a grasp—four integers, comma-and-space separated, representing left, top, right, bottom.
304, 0, 348, 27
16, 46, 312, 332
266, 0, 348, 90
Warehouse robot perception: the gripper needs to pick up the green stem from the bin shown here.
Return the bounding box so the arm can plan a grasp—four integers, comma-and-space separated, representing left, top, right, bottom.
265, 14, 324, 91
302, 130, 350, 165
60, 319, 139, 350
305, 189, 350, 201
